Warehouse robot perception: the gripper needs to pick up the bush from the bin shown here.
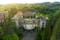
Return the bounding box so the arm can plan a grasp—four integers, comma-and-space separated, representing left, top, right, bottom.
0, 27, 3, 40
0, 27, 3, 33
14, 27, 24, 39
3, 33, 19, 40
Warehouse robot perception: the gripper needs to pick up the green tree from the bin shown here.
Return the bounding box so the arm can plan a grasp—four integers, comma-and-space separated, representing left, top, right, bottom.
51, 16, 60, 40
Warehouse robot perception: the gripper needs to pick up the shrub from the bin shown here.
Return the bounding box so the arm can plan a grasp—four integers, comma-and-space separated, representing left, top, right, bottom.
3, 33, 19, 40
0, 27, 3, 40
14, 27, 24, 39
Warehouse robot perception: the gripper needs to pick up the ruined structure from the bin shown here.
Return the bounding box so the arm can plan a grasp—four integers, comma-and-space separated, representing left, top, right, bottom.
12, 11, 48, 30
0, 11, 8, 23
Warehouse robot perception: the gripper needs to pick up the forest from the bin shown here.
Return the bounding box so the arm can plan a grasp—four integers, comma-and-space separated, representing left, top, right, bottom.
0, 2, 60, 40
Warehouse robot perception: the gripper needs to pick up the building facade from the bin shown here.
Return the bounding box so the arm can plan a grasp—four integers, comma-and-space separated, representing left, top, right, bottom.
0, 11, 8, 23
12, 11, 47, 30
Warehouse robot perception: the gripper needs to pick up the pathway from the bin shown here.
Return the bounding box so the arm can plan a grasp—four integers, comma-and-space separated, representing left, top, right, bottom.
21, 30, 36, 40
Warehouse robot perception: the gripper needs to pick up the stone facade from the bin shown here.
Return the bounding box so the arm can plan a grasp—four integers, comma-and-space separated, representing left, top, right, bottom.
0, 11, 8, 23
12, 11, 47, 30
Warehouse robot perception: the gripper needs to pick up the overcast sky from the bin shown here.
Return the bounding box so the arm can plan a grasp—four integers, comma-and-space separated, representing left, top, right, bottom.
0, 0, 60, 4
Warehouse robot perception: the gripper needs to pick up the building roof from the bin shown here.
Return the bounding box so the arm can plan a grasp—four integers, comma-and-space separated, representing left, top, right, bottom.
0, 11, 8, 18
12, 11, 35, 19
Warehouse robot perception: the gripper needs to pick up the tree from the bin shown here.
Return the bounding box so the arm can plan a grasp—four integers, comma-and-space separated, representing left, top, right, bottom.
51, 15, 60, 40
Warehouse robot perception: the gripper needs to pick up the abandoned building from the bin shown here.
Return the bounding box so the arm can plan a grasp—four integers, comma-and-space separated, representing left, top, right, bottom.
12, 11, 48, 30
0, 11, 8, 23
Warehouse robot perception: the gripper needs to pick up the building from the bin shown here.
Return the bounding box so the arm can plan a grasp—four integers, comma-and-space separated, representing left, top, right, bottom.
12, 11, 48, 30
0, 11, 8, 23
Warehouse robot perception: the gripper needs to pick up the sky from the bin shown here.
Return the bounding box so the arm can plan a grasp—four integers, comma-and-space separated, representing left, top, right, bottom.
0, 0, 60, 5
